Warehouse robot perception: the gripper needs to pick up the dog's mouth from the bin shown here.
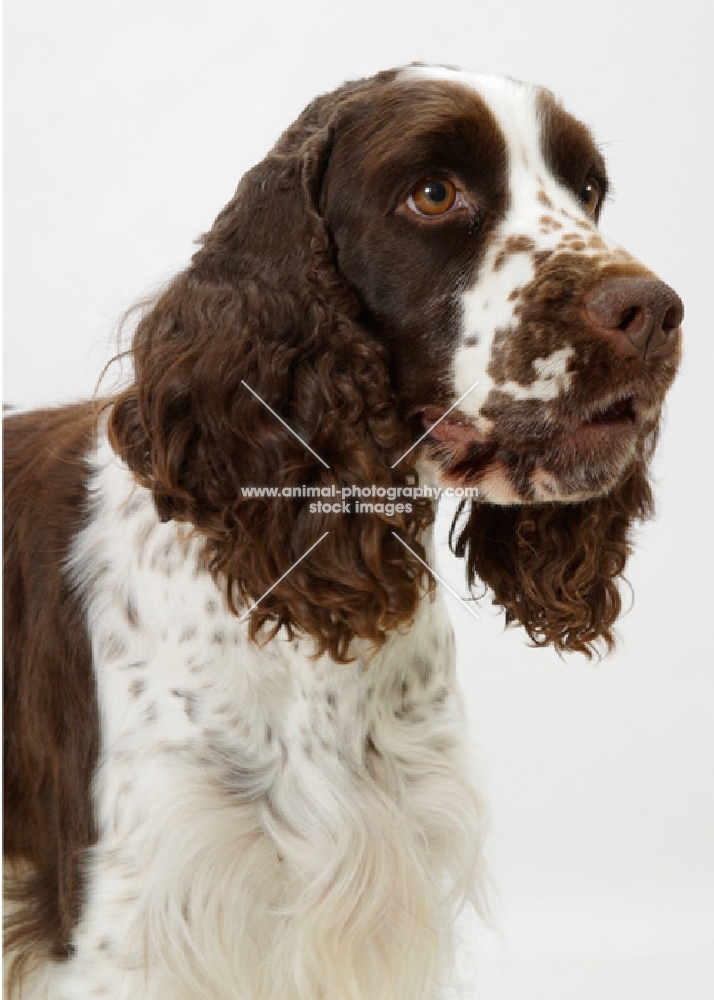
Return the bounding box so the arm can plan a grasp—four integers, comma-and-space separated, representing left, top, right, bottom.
422, 394, 636, 444
419, 393, 639, 482
578, 394, 636, 430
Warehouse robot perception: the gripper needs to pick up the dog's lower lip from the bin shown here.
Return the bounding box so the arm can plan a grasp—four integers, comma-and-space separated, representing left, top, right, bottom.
556, 397, 637, 447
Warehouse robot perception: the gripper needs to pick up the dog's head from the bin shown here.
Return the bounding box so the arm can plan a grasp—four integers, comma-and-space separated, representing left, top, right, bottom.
322, 66, 681, 504
109, 66, 681, 658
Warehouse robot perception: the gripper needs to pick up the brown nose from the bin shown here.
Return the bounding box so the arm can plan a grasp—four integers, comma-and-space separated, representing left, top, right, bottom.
584, 277, 683, 359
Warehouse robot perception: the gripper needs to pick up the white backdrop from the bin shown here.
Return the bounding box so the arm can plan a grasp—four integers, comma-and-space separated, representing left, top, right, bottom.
5, 2, 714, 997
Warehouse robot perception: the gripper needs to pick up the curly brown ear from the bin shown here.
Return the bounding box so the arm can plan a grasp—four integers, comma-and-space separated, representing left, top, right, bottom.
450, 448, 656, 657
108, 98, 434, 662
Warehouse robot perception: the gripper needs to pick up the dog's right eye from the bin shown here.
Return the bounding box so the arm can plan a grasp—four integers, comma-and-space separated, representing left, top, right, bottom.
408, 178, 459, 217
579, 177, 601, 216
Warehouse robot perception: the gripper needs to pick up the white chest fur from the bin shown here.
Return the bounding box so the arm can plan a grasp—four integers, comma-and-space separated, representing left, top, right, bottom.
37, 437, 483, 1000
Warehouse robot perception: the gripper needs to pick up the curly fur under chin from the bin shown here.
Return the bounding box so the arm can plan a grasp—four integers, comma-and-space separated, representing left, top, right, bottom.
451, 445, 655, 656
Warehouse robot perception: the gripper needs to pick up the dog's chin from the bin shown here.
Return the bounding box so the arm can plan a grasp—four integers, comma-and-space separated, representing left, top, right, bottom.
420, 410, 641, 505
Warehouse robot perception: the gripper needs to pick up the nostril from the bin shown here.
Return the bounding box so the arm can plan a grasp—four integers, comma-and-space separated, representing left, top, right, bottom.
617, 305, 644, 335
662, 303, 683, 335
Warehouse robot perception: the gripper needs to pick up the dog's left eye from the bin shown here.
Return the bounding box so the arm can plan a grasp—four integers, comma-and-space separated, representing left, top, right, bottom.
407, 178, 460, 217
579, 177, 600, 215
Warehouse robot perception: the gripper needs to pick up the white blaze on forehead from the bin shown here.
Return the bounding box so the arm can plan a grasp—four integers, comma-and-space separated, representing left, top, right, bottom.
400, 65, 624, 417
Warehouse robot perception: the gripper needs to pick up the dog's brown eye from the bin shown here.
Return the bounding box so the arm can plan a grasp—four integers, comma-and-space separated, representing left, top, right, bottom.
579, 177, 600, 215
409, 178, 458, 217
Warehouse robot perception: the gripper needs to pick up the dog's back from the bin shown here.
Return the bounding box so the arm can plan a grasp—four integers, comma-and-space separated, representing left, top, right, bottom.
3, 405, 100, 982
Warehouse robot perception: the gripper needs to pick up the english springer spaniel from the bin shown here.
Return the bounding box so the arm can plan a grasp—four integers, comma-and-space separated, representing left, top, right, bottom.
4, 65, 682, 999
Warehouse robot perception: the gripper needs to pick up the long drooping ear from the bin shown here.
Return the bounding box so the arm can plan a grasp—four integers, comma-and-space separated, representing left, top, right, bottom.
450, 443, 657, 657
108, 97, 434, 661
